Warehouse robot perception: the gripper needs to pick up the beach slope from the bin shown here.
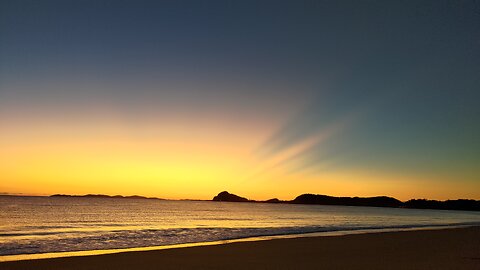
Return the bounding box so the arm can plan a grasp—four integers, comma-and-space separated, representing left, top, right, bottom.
1, 227, 479, 270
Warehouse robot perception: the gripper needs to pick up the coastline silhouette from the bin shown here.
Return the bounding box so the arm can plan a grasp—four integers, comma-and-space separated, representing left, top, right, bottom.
1, 191, 478, 211
212, 191, 480, 211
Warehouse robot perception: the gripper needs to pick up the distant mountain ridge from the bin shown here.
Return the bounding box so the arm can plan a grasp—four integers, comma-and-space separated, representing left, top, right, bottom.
292, 194, 402, 208
50, 194, 164, 200
212, 191, 480, 211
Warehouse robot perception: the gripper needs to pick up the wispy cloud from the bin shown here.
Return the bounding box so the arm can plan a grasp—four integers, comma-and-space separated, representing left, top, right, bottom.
251, 85, 386, 178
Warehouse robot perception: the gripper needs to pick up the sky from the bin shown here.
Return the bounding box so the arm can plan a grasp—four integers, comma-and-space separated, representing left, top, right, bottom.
1, 0, 479, 200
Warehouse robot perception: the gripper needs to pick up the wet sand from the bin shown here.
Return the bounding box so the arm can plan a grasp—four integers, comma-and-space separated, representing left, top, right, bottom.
1, 226, 479, 270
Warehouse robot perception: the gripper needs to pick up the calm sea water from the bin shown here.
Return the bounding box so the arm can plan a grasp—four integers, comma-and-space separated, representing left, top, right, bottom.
1, 196, 480, 259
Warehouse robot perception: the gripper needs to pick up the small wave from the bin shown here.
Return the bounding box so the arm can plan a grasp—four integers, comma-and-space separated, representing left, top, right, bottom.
1, 222, 479, 256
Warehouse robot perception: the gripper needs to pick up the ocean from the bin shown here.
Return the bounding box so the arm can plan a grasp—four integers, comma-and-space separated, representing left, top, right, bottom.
1, 196, 480, 261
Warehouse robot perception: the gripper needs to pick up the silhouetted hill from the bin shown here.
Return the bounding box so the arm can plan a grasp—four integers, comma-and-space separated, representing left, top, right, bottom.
50, 194, 164, 200
292, 194, 402, 208
265, 198, 281, 203
404, 199, 480, 211
212, 191, 480, 211
212, 191, 249, 202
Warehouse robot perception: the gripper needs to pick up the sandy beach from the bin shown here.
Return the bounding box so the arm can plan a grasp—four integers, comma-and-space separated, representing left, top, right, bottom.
1, 226, 479, 270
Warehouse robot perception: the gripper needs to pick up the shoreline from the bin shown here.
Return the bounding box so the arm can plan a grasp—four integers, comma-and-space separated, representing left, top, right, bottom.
1, 225, 479, 268
0, 224, 476, 262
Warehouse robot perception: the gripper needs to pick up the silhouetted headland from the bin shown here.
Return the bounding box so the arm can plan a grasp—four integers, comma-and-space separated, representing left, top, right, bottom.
50, 194, 164, 200
292, 194, 402, 208
404, 199, 480, 211
212, 191, 480, 211
212, 191, 249, 202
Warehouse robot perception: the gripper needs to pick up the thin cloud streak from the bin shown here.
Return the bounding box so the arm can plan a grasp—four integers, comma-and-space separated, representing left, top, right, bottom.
251, 83, 394, 178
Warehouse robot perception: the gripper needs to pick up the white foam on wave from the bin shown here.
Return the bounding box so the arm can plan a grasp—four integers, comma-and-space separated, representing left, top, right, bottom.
1, 222, 479, 256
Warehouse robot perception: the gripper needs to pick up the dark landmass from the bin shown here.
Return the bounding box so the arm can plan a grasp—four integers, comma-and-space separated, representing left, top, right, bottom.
50, 194, 164, 200
212, 191, 480, 211
404, 199, 480, 211
265, 198, 282, 203
2, 192, 479, 211
212, 191, 249, 202
292, 194, 402, 208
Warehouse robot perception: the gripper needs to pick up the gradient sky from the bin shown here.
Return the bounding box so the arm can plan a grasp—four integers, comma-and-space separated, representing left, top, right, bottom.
1, 0, 479, 200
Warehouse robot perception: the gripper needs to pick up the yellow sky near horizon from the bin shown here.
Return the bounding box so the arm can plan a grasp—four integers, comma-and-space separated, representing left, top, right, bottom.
1, 111, 479, 201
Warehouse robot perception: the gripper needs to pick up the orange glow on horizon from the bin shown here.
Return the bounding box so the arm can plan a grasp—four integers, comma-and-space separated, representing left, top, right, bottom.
1, 108, 479, 201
